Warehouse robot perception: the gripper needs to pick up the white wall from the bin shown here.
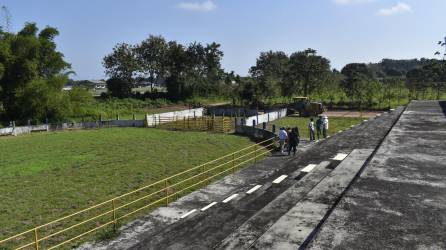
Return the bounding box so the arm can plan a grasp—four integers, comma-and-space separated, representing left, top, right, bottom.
235, 108, 287, 126
145, 108, 204, 127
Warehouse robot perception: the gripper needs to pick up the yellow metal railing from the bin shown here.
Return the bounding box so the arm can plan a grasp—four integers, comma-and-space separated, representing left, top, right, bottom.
0, 137, 276, 250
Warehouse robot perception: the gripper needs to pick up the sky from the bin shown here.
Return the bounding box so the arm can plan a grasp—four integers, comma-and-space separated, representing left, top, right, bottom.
1, 0, 445, 80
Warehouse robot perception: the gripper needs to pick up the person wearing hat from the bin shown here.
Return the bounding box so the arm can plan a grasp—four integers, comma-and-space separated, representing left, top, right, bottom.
322, 115, 329, 138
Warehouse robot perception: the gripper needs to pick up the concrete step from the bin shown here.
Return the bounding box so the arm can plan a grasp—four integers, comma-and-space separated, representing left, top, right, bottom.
251, 149, 374, 250
217, 161, 333, 250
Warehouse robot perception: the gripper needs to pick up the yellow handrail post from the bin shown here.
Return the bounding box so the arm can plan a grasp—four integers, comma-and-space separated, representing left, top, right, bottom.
112, 199, 117, 231
232, 152, 235, 173
34, 228, 39, 250
254, 144, 257, 163
164, 180, 168, 206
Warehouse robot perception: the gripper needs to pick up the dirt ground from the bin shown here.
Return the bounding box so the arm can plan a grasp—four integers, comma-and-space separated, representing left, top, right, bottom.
323, 110, 383, 118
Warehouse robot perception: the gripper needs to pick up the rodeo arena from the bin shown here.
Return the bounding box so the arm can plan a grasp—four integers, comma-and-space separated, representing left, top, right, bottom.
1, 99, 446, 250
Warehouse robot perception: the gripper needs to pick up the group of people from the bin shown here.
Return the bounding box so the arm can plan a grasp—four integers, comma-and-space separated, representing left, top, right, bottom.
277, 115, 329, 156
308, 115, 329, 141
278, 126, 300, 155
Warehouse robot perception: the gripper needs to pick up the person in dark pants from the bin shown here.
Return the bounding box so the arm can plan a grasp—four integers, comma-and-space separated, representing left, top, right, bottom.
288, 127, 299, 156
308, 118, 315, 141
316, 116, 323, 140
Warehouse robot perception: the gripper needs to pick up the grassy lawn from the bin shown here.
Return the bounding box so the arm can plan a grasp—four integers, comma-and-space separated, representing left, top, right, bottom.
0, 128, 256, 247
262, 116, 364, 139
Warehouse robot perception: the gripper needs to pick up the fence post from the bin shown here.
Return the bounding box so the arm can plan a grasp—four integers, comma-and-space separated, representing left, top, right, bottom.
262, 122, 266, 130
165, 180, 169, 206
213, 115, 216, 131
112, 199, 117, 231
183, 117, 186, 130
221, 117, 224, 133
272, 124, 276, 134
34, 228, 39, 250
116, 114, 119, 120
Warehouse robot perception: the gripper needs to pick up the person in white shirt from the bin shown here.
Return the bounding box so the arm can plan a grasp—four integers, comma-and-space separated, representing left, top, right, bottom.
278, 127, 288, 154
322, 116, 329, 138
308, 118, 315, 141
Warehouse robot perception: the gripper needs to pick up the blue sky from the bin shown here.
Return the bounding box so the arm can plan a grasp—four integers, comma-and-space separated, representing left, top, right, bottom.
2, 0, 445, 79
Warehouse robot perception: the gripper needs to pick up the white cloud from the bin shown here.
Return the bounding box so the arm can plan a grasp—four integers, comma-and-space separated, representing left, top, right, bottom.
333, 0, 375, 5
377, 2, 412, 16
177, 1, 217, 12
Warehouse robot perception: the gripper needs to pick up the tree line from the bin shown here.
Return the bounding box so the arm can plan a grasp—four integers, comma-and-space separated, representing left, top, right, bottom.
103, 35, 233, 101
237, 50, 445, 108
0, 22, 444, 124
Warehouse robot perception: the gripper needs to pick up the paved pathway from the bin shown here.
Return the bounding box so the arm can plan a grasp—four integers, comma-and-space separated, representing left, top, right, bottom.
308, 101, 446, 249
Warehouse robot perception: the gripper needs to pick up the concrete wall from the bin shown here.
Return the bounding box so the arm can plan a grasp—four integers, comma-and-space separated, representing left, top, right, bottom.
0, 108, 204, 137
145, 108, 204, 127
0, 124, 48, 136
235, 125, 277, 141
207, 107, 258, 117
235, 108, 287, 127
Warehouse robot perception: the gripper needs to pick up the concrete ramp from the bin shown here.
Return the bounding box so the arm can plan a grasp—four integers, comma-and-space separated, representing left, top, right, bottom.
308, 101, 446, 250
252, 149, 373, 250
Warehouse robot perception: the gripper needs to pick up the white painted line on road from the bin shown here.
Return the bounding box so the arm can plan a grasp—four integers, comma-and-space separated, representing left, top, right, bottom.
327, 136, 331, 138
338, 130, 343, 133
390, 109, 395, 111
246, 185, 262, 194
376, 114, 381, 116
351, 125, 355, 128
272, 175, 288, 184
180, 209, 197, 219
333, 153, 348, 161
363, 120, 368, 122
200, 202, 218, 212
222, 194, 239, 203
301, 164, 317, 173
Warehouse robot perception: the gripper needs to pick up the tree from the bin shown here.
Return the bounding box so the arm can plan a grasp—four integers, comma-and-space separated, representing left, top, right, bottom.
287, 48, 331, 97
135, 35, 168, 90
316, 69, 343, 108
249, 51, 289, 98
103, 43, 139, 98
340, 63, 376, 109
164, 41, 191, 100
236, 77, 261, 106
0, 22, 71, 122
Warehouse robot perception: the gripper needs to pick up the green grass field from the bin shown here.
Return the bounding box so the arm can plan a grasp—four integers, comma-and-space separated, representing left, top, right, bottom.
263, 116, 364, 139
0, 128, 256, 243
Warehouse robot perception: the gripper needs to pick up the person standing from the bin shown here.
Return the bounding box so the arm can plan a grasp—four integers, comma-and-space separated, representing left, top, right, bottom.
322, 115, 329, 138
308, 118, 315, 141
278, 127, 288, 154
288, 127, 299, 156
316, 116, 323, 140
